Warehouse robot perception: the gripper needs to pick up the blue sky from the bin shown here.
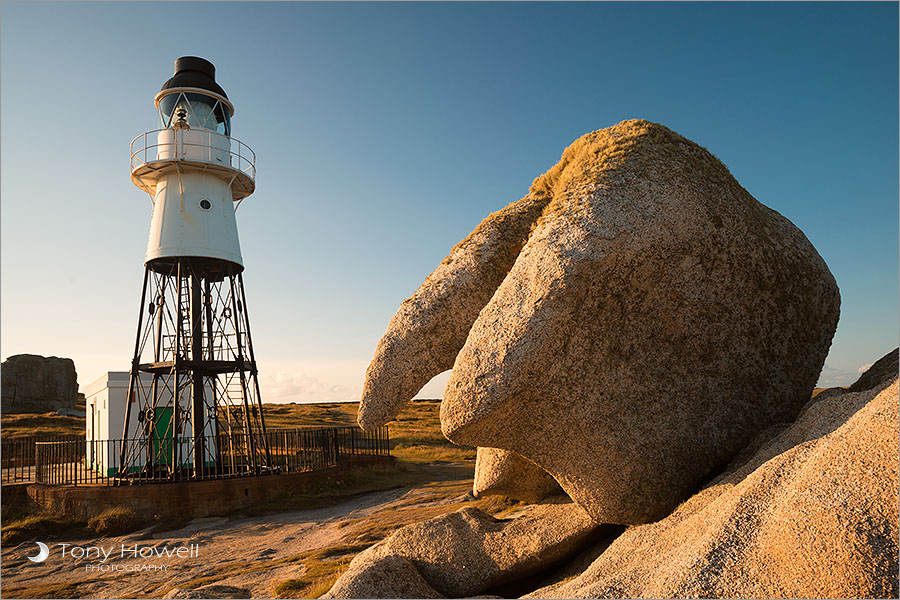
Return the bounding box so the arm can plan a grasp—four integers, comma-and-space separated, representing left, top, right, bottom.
2, 2, 897, 402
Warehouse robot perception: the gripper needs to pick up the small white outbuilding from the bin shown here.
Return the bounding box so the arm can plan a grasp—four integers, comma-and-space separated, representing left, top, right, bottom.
84, 371, 216, 476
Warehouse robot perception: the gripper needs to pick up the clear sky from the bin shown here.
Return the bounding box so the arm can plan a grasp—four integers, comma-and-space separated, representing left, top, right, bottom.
2, 2, 897, 403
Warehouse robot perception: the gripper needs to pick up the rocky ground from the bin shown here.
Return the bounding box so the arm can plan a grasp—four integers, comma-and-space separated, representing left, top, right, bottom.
2, 373, 896, 599
0, 463, 504, 599
0, 399, 520, 599
325, 369, 898, 599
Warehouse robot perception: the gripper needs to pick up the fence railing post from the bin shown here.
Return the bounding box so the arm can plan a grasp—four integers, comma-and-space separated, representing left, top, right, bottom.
34, 444, 43, 484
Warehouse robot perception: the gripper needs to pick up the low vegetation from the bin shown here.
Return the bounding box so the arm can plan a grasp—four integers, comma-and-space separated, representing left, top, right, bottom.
272, 544, 370, 599
86, 506, 144, 536
1, 514, 88, 545
1, 399, 86, 439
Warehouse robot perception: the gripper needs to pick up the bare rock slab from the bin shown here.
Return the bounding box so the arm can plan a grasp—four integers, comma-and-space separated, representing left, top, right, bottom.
325, 497, 601, 598
527, 377, 899, 599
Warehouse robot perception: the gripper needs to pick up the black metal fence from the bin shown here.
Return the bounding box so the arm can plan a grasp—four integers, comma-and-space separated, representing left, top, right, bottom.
1, 426, 389, 486
1, 435, 82, 483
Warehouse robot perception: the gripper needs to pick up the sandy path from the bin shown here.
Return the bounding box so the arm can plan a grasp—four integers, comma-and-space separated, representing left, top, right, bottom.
1, 481, 471, 599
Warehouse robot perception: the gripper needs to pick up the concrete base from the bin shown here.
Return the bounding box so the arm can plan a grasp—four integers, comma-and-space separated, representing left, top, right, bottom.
11, 455, 396, 521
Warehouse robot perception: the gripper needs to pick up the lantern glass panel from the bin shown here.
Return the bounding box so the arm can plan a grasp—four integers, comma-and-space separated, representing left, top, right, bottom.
159, 92, 231, 135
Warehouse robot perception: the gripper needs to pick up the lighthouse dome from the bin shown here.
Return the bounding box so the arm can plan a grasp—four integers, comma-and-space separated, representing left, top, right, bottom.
160, 56, 228, 98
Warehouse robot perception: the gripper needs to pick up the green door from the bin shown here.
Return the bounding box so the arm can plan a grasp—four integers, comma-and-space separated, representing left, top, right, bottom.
152, 407, 174, 466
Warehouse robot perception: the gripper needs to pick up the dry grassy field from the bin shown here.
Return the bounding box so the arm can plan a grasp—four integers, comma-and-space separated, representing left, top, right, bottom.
1, 398, 87, 439
2, 399, 474, 463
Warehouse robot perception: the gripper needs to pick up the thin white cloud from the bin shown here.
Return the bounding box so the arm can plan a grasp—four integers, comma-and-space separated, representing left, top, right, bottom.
257, 359, 447, 404
260, 371, 355, 403
817, 363, 858, 388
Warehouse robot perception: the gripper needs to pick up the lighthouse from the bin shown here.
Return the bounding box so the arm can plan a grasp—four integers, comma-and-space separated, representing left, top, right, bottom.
118, 57, 271, 481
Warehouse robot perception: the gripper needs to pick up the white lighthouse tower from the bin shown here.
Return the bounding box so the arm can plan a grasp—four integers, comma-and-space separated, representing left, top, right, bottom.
119, 57, 272, 481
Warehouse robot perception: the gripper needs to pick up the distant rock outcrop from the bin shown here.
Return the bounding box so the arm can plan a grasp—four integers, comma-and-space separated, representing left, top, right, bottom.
1, 354, 78, 414
361, 120, 840, 524
325, 498, 602, 599
527, 375, 899, 599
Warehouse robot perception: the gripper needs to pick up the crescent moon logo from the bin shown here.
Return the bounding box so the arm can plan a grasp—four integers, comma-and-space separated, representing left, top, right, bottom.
27, 541, 50, 563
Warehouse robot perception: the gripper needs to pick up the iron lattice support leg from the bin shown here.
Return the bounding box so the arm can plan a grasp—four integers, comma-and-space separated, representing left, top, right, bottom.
115, 258, 272, 484
118, 266, 149, 477
190, 273, 206, 475
238, 273, 272, 466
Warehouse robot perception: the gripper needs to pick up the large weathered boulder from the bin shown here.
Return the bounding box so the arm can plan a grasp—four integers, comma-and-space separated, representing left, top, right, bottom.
325, 498, 602, 598
440, 121, 840, 524
323, 555, 445, 599
360, 119, 839, 524
1, 354, 78, 414
527, 375, 899, 599
474, 447, 562, 503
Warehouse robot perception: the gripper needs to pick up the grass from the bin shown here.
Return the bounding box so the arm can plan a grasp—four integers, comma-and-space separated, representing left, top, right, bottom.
271, 544, 373, 599
263, 398, 477, 464
148, 544, 369, 600
87, 506, 145, 536
1, 514, 88, 545
1, 398, 86, 439
2, 508, 161, 545
811, 386, 847, 398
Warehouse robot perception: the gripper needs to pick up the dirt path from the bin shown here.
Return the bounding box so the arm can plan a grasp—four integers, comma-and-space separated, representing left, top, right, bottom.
1, 474, 478, 599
